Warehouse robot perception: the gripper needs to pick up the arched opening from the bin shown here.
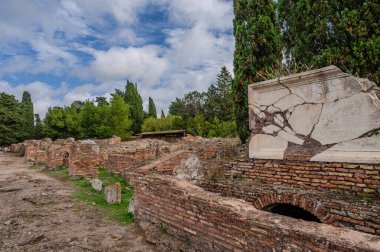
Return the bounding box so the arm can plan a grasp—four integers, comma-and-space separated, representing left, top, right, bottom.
264, 203, 321, 223
63, 152, 70, 168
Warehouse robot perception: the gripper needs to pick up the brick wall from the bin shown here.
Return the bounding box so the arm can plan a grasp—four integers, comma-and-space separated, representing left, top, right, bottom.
69, 140, 104, 176
226, 159, 380, 197
129, 173, 380, 252
199, 181, 380, 235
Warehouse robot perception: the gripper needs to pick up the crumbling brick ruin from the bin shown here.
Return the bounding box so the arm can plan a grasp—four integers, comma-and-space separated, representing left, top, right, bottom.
4, 66, 380, 251
127, 66, 380, 251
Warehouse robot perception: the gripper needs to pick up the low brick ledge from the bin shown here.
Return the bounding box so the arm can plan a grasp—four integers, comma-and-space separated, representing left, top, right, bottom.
130, 172, 380, 251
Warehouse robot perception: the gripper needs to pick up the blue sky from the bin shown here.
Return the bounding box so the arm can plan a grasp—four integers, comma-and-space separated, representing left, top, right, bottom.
0, 0, 234, 117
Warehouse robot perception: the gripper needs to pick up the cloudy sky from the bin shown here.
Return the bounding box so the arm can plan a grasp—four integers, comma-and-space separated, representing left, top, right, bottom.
0, 0, 234, 117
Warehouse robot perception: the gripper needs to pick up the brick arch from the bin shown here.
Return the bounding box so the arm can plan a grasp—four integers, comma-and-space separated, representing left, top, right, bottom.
252, 192, 334, 224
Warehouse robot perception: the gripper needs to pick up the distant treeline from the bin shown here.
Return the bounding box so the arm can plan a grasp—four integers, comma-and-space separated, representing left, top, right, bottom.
0, 66, 236, 146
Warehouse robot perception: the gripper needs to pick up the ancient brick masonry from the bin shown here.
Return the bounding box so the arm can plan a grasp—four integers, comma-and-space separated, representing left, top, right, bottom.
47, 138, 74, 168
68, 140, 105, 176
226, 159, 380, 197
129, 173, 380, 252
24, 139, 52, 164
200, 179, 380, 235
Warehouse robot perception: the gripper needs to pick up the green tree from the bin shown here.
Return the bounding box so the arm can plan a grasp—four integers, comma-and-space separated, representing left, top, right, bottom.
124, 81, 144, 134
0, 93, 23, 145
43, 106, 66, 139
96, 96, 109, 106
169, 98, 187, 117
77, 101, 99, 139
20, 91, 34, 140
233, 0, 281, 142
34, 114, 44, 139
204, 66, 234, 121
148, 97, 157, 118
107, 95, 132, 140
141, 115, 183, 132
278, 0, 380, 83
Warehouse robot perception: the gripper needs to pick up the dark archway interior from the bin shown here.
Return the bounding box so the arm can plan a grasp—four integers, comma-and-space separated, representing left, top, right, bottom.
264, 203, 321, 223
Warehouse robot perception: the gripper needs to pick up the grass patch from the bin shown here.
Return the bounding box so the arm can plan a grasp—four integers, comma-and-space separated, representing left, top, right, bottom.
44, 166, 134, 225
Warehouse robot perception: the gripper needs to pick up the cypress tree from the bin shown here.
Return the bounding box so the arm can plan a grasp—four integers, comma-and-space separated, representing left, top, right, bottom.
233, 0, 281, 142
20, 91, 34, 140
124, 81, 144, 134
0, 93, 23, 145
148, 97, 157, 118
278, 0, 380, 83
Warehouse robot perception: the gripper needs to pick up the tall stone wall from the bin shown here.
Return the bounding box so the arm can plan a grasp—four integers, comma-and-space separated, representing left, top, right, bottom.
248, 66, 380, 163
129, 173, 380, 252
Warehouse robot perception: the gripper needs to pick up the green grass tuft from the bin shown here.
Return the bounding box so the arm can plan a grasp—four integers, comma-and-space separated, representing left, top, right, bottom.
43, 166, 134, 225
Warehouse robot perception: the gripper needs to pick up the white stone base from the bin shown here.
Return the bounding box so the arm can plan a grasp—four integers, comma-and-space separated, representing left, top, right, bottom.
311, 136, 380, 164
249, 134, 288, 160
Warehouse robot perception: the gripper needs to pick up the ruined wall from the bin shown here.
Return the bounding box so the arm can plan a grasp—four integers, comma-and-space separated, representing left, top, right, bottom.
130, 173, 380, 252
105, 139, 172, 174
225, 159, 380, 197
248, 66, 380, 163
24, 139, 52, 164
69, 140, 105, 176
199, 180, 380, 235
47, 138, 74, 169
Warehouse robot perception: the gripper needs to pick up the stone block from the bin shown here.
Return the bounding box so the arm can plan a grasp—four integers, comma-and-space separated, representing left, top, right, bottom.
249, 134, 288, 159
173, 155, 204, 180
248, 65, 380, 162
104, 182, 121, 204
311, 136, 380, 164
91, 178, 102, 191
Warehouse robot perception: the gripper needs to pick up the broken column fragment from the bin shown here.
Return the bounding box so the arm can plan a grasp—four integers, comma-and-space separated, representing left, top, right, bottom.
248, 65, 380, 163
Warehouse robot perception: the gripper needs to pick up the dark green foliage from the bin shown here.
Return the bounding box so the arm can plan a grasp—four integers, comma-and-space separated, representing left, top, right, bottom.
124, 81, 144, 134
96, 96, 109, 106
43, 106, 66, 139
34, 114, 44, 139
20, 91, 34, 140
168, 98, 187, 118
233, 0, 282, 143
187, 115, 236, 138
148, 97, 157, 118
44, 96, 132, 140
161, 110, 165, 118
141, 115, 183, 132
0, 93, 23, 145
204, 66, 234, 121
278, 0, 380, 83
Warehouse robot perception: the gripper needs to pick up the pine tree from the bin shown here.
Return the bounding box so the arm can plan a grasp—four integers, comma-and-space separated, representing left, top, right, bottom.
0, 93, 23, 145
233, 0, 281, 142
204, 66, 234, 121
34, 114, 44, 139
161, 110, 166, 118
124, 81, 144, 134
148, 97, 157, 118
278, 0, 379, 83
20, 91, 34, 140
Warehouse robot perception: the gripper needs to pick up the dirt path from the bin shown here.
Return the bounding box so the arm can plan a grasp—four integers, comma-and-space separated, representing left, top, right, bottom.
0, 151, 155, 252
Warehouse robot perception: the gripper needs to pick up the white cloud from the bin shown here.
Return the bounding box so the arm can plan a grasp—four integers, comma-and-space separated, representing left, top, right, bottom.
78, 46, 169, 85
0, 0, 235, 116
